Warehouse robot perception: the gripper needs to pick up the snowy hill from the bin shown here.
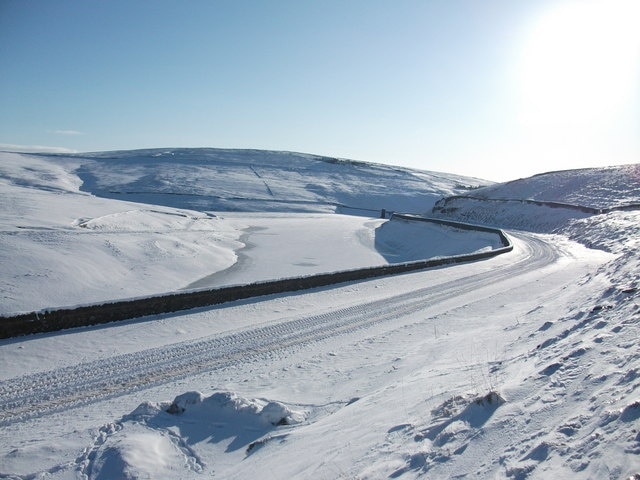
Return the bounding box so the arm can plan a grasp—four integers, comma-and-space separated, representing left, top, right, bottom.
0, 149, 492, 314
458, 164, 640, 209
62, 147, 490, 214
1, 151, 639, 479
432, 163, 640, 234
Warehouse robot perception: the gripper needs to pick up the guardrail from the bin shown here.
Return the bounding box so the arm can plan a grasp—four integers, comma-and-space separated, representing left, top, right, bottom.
0, 216, 512, 339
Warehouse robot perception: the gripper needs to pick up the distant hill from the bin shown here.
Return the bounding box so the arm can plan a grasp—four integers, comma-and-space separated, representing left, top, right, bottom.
43, 148, 491, 215
432, 164, 640, 233
457, 164, 640, 209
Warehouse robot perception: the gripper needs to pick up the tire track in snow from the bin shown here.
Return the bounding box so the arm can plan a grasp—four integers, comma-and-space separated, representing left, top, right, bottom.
0, 233, 555, 425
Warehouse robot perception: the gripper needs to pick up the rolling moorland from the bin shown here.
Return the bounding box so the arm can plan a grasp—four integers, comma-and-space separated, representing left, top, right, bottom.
0, 148, 639, 479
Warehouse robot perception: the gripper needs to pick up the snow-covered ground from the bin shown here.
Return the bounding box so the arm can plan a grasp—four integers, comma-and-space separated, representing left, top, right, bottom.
461, 164, 640, 209
0, 149, 638, 479
0, 150, 491, 314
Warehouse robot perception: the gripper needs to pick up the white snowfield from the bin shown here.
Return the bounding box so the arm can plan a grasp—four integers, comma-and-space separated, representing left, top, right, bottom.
0, 150, 493, 315
0, 149, 639, 479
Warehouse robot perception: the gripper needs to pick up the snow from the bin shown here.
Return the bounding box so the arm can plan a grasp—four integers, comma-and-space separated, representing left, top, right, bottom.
0, 183, 242, 313
464, 163, 640, 209
0, 150, 494, 314
0, 149, 639, 479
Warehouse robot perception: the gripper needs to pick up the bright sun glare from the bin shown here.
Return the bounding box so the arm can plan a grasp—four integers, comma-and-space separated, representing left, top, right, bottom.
517, 0, 640, 128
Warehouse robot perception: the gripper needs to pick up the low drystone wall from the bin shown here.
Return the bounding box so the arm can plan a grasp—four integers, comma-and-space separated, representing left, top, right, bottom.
0, 216, 511, 338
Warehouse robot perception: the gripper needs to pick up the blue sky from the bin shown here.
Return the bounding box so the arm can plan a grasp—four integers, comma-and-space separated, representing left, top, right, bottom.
1, 0, 638, 181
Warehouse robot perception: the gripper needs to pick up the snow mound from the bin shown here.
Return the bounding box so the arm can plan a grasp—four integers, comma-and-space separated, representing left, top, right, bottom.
87, 425, 186, 480
126, 390, 307, 450
86, 391, 308, 479
162, 390, 306, 427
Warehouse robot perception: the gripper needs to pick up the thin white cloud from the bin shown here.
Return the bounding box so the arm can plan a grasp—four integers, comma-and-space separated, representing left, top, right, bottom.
52, 129, 85, 136
0, 143, 78, 153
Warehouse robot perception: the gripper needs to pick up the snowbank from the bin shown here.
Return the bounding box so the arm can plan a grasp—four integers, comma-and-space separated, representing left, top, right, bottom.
84, 391, 307, 479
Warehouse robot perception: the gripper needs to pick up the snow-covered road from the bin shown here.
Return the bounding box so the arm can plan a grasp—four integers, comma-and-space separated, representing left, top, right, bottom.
0, 227, 618, 479
0, 232, 564, 425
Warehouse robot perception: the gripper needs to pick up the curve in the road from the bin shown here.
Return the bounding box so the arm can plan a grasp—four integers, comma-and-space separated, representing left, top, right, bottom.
0, 216, 512, 338
0, 232, 555, 425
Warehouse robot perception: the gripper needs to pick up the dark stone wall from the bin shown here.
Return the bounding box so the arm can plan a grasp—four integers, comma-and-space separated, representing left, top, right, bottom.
0, 216, 512, 339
